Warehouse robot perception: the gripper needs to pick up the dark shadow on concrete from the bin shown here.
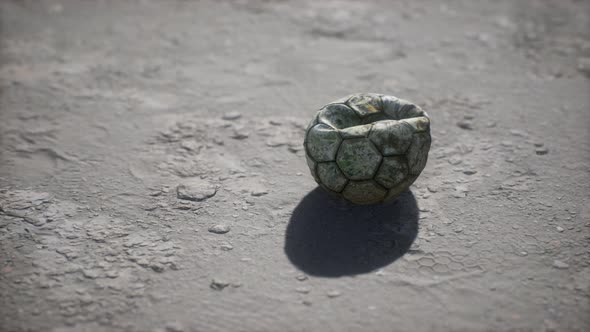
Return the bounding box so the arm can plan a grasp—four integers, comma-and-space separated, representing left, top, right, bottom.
284, 188, 419, 277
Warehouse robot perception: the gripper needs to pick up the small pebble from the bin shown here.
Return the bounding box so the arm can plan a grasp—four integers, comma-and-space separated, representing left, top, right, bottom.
176, 182, 217, 202
457, 120, 473, 130
210, 279, 230, 290
220, 243, 234, 251
231, 131, 249, 140
82, 269, 99, 279
251, 188, 269, 197
208, 224, 230, 234
296, 275, 308, 281
222, 112, 242, 121
509, 129, 526, 137
552, 260, 569, 269
288, 146, 303, 153
556, 226, 564, 232
326, 290, 341, 298
535, 147, 549, 155
266, 139, 288, 147
295, 287, 311, 294
151, 263, 165, 273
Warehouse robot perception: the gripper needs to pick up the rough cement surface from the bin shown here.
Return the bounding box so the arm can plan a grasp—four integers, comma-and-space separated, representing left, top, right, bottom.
1, 1, 589, 331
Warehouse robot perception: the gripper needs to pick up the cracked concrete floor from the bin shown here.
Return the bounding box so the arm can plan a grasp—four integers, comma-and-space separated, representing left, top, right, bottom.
1, 1, 589, 331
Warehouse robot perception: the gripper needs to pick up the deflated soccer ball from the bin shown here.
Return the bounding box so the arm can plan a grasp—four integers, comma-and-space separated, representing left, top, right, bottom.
304, 93, 431, 205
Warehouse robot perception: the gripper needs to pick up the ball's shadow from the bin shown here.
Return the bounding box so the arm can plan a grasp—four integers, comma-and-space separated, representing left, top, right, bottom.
284, 188, 419, 277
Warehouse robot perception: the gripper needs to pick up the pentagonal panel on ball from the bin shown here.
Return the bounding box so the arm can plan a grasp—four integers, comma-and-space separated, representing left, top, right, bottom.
317, 162, 348, 192
318, 104, 361, 129
336, 138, 382, 180
342, 180, 387, 205
305, 153, 319, 182
375, 156, 409, 189
305, 124, 342, 162
368, 120, 414, 156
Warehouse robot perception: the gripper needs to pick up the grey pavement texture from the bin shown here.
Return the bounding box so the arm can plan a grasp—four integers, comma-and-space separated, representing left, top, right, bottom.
1, 1, 589, 331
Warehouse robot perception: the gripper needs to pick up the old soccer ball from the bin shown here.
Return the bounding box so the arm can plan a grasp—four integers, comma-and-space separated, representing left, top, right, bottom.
304, 93, 431, 205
